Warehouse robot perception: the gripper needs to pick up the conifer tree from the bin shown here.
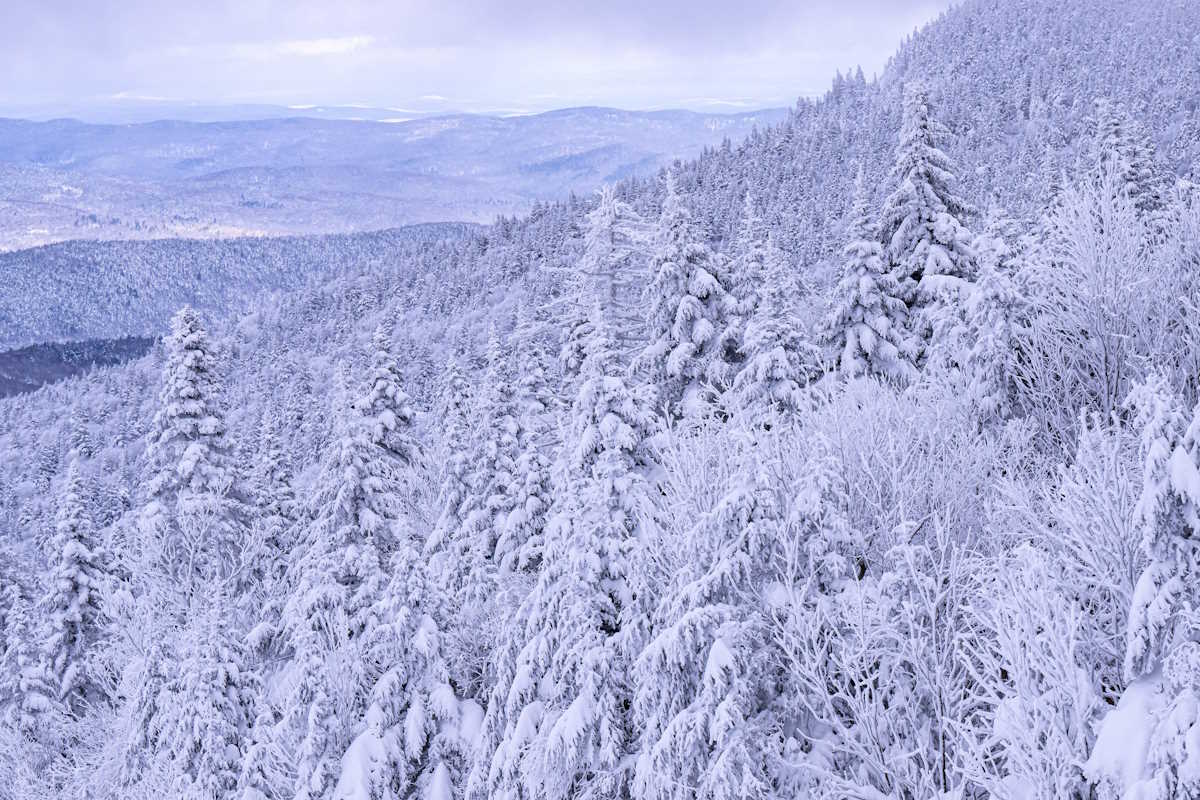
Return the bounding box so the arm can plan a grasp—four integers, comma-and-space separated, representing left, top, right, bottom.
1089, 379, 1200, 800
879, 85, 975, 317
715, 194, 771, 381
238, 704, 282, 800
472, 305, 658, 800
731, 234, 815, 416
159, 586, 259, 799
138, 306, 245, 598
3, 587, 55, 736
457, 324, 522, 601
336, 517, 467, 800
359, 323, 421, 474
563, 185, 646, 385
1085, 98, 1170, 232
495, 306, 556, 574
634, 436, 853, 800
281, 377, 409, 800
821, 172, 916, 383
245, 414, 297, 660
640, 178, 728, 417
39, 455, 108, 713
961, 209, 1029, 423
426, 352, 476, 576
633, 457, 781, 800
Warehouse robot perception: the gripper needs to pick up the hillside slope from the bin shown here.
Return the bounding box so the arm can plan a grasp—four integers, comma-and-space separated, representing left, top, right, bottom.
1, 3, 1199, 799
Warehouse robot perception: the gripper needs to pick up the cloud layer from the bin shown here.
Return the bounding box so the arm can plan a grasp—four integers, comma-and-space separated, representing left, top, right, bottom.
2, 0, 954, 115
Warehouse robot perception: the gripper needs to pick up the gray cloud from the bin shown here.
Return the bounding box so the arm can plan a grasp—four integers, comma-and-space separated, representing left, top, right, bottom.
0, 0, 954, 115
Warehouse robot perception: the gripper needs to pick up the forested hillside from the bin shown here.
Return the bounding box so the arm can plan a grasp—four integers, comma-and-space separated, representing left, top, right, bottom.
0, 222, 477, 350
2, 1, 1200, 799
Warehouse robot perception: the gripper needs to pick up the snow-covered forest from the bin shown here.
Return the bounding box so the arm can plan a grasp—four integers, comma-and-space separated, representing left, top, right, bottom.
3, 1, 1200, 798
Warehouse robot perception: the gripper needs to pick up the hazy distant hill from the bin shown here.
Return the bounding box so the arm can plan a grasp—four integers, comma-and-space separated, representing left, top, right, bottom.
0, 107, 787, 249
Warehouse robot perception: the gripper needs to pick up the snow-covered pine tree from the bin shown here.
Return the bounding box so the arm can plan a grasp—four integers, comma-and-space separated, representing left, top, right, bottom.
280, 376, 409, 800
635, 433, 853, 800
960, 207, 1030, 423
562, 185, 646, 386
878, 84, 975, 348
3, 584, 56, 737
159, 585, 259, 799
1085, 98, 1171, 234
425, 351, 476, 582
336, 512, 468, 800
820, 171, 916, 383
138, 306, 245, 599
471, 304, 659, 800
1088, 378, 1200, 800
39, 454, 108, 714
640, 177, 728, 417
494, 304, 556, 575
238, 703, 282, 800
358, 322, 422, 477
245, 412, 298, 660
632, 452, 780, 800
729, 233, 816, 417
456, 324, 523, 601
714, 193, 771, 384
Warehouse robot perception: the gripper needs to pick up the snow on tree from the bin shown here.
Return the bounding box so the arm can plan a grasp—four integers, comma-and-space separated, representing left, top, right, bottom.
709, 194, 769, 392
634, 425, 856, 800
138, 306, 246, 597
820, 170, 916, 383
425, 352, 476, 585
968, 545, 1100, 800
245, 413, 299, 660
157, 586, 259, 799
335, 515, 469, 800
878, 84, 975, 340
1087, 379, 1200, 800
38, 454, 109, 713
959, 207, 1030, 423
494, 306, 557, 574
632, 451, 781, 800
280, 377, 410, 800
358, 323, 422, 476
729, 233, 816, 416
639, 177, 729, 417
238, 703, 283, 800
562, 185, 647, 384
2, 584, 56, 737
458, 324, 524, 600
471, 305, 659, 800
1084, 98, 1171, 234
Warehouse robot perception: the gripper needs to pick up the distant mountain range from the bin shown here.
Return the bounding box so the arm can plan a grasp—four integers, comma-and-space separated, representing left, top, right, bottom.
0, 106, 788, 249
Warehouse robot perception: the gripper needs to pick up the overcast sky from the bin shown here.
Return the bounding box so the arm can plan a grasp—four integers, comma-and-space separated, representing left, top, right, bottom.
2, 0, 955, 117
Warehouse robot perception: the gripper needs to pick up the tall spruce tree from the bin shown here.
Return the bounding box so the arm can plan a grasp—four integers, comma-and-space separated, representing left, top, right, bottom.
1090, 379, 1200, 800
563, 185, 647, 385
471, 304, 659, 800
821, 171, 917, 383
716, 194, 771, 383
495, 305, 557, 574
336, 515, 468, 800
731, 234, 815, 416
640, 178, 729, 417
878, 85, 975, 338
281, 376, 408, 800
138, 306, 245, 598
159, 586, 259, 799
39, 455, 108, 713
